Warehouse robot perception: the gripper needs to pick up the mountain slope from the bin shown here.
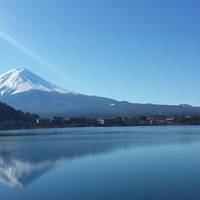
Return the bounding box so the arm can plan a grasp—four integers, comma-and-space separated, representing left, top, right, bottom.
0, 68, 200, 117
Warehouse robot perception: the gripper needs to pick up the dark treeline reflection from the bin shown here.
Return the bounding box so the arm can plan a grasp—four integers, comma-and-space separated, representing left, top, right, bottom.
1, 126, 200, 187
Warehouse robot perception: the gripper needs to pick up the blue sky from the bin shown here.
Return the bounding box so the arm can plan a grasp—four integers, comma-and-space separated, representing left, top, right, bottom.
0, 0, 200, 105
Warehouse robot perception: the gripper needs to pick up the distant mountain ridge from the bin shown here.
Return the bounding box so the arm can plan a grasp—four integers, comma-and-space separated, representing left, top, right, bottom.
0, 68, 200, 117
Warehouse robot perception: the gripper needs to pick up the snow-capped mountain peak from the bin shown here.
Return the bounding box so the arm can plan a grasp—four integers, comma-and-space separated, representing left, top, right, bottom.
0, 68, 74, 96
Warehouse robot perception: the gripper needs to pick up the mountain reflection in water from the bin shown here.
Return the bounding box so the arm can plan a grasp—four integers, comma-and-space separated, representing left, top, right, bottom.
0, 126, 200, 188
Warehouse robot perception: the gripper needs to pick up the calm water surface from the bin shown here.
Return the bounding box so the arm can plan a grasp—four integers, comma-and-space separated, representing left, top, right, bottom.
1, 126, 200, 200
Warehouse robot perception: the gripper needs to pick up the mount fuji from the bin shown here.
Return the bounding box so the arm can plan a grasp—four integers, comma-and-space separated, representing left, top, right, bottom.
0, 68, 73, 95
0, 68, 200, 117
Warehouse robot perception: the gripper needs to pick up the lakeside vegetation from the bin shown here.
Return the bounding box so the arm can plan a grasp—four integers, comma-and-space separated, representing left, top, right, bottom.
35, 115, 200, 128
0, 102, 38, 130
1, 101, 200, 131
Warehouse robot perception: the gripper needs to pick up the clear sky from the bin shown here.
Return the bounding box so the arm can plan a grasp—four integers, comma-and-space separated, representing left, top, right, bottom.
0, 0, 200, 105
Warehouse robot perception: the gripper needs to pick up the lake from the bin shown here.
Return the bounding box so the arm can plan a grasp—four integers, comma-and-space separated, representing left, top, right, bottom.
1, 126, 200, 200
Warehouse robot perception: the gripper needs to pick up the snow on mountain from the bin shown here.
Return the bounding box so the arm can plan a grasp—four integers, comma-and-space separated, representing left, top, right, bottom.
0, 68, 74, 96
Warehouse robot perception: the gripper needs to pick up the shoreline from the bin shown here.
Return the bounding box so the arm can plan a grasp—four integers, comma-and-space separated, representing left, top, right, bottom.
1, 124, 200, 135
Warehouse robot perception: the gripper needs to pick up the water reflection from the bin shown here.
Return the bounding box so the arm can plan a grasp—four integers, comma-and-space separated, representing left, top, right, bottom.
0, 156, 64, 187
0, 126, 200, 188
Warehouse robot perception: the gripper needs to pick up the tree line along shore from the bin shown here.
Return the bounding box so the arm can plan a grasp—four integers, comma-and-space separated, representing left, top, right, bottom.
1, 101, 200, 130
